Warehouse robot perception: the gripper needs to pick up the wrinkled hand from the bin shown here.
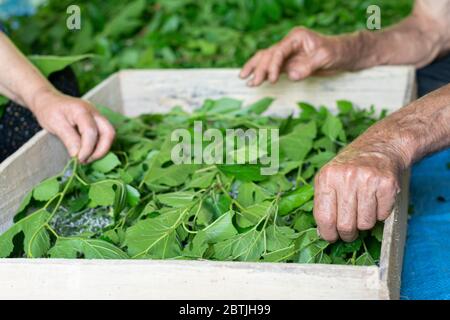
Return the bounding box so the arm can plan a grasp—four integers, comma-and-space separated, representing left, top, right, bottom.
240, 27, 344, 86
313, 145, 402, 242
31, 90, 115, 163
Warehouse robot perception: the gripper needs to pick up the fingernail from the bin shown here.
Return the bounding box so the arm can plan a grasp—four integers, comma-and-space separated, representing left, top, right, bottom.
78, 155, 86, 164
247, 80, 254, 87
289, 71, 300, 80
69, 146, 79, 157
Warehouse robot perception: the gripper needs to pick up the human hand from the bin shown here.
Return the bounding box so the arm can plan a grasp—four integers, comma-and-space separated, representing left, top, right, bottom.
30, 89, 115, 163
240, 27, 346, 86
313, 144, 402, 242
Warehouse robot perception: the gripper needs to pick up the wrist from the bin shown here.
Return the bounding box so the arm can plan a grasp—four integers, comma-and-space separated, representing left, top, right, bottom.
334, 31, 385, 71
26, 85, 58, 115
350, 131, 414, 172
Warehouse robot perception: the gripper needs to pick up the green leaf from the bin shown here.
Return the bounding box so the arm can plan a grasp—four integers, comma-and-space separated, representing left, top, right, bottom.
101, 0, 147, 38
91, 152, 121, 173
126, 185, 141, 207
33, 178, 60, 201
28, 54, 93, 77
49, 238, 129, 259
355, 252, 375, 266
266, 225, 297, 251
321, 112, 343, 141
330, 239, 362, 258
279, 123, 316, 161
157, 191, 196, 208
201, 98, 242, 114
279, 184, 314, 216
88, 181, 116, 207
294, 212, 316, 232
125, 209, 185, 258
145, 164, 199, 187
239, 201, 272, 225
0, 209, 51, 258
237, 182, 272, 207
214, 229, 265, 262
337, 100, 354, 114
243, 97, 274, 115
292, 121, 317, 139
187, 171, 217, 189
213, 229, 263, 262
233, 229, 266, 261
307, 151, 336, 168
17, 190, 33, 213
371, 222, 384, 242
366, 237, 382, 261
297, 229, 329, 263
298, 102, 318, 120
202, 210, 237, 243
263, 245, 296, 262
98, 106, 128, 127
183, 231, 208, 258
217, 164, 267, 182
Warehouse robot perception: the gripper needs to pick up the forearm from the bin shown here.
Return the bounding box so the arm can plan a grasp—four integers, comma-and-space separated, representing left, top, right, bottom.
335, 2, 450, 70
346, 84, 450, 171
0, 33, 55, 110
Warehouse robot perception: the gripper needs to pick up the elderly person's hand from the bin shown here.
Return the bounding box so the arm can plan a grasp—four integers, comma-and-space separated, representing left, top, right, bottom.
313, 143, 402, 242
313, 84, 450, 242
30, 89, 115, 163
240, 1, 450, 87
239, 28, 343, 86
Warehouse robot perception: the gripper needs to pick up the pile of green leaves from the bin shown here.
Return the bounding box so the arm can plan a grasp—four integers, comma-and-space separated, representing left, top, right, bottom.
4, 0, 413, 93
0, 98, 384, 264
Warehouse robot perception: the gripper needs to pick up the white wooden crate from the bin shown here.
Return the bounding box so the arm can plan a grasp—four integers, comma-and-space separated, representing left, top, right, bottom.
0, 67, 415, 300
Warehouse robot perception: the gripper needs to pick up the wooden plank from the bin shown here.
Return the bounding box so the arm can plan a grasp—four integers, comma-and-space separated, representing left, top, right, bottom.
0, 66, 416, 300
379, 70, 416, 299
0, 259, 381, 300
379, 171, 411, 299
0, 132, 68, 234
84, 73, 123, 113
117, 66, 414, 117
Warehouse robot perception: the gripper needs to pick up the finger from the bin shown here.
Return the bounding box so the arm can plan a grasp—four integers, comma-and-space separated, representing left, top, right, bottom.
268, 50, 284, 83
284, 56, 316, 81
87, 115, 116, 162
314, 187, 338, 242
54, 120, 81, 158
75, 111, 99, 163
337, 190, 358, 242
240, 52, 262, 79
268, 41, 293, 83
249, 52, 272, 87
376, 177, 399, 221
357, 189, 377, 231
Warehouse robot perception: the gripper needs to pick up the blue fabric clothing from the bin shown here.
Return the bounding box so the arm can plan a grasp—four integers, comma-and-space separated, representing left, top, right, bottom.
401, 54, 450, 300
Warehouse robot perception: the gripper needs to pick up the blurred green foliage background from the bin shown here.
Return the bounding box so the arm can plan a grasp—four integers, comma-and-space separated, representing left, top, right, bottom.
3, 0, 413, 93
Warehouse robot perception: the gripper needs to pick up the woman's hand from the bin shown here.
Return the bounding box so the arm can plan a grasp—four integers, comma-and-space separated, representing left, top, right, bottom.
30, 89, 115, 163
